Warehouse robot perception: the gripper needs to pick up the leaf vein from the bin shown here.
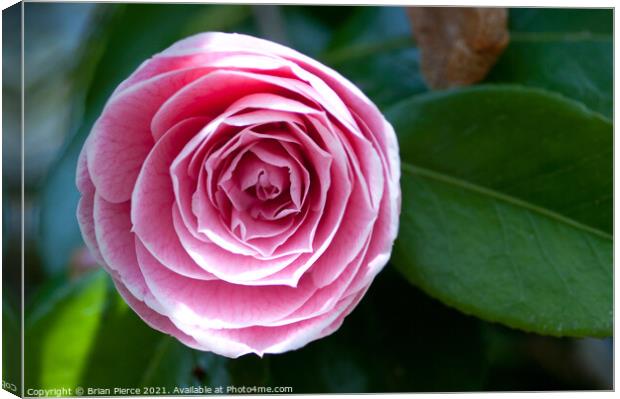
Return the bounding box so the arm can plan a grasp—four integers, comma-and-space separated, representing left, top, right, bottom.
583, 232, 612, 279
401, 162, 612, 241
493, 200, 526, 305
525, 211, 574, 296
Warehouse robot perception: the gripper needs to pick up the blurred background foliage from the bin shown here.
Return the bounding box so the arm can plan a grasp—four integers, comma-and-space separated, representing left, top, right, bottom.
2, 2, 613, 393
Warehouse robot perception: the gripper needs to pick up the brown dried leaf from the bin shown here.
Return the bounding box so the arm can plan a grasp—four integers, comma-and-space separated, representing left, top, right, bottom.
408, 7, 509, 89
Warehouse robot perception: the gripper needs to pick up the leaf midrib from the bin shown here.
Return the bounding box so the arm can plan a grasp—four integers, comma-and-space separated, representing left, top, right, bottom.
402, 161, 612, 241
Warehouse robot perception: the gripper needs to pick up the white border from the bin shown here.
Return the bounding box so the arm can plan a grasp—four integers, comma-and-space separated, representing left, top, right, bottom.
0, 1, 616, 399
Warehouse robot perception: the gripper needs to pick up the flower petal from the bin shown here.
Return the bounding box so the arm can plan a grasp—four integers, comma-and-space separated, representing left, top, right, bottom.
135, 239, 318, 329
131, 116, 216, 280
87, 68, 212, 203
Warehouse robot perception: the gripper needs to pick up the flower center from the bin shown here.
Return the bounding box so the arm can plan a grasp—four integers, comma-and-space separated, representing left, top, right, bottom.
255, 170, 282, 201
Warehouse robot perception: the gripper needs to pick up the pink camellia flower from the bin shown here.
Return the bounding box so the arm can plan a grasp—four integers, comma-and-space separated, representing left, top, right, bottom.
76, 32, 400, 358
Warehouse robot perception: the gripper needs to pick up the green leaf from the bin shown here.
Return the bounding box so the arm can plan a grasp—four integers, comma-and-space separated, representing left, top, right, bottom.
25, 271, 109, 390
508, 8, 612, 35
25, 270, 197, 392
392, 85, 612, 233
77, 294, 196, 391
388, 85, 612, 337
488, 9, 612, 118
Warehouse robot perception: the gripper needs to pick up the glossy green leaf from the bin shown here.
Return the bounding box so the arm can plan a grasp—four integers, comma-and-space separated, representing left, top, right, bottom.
488, 9, 612, 118
508, 8, 612, 35
388, 85, 612, 337
392, 85, 612, 233
25, 270, 197, 392
488, 38, 612, 118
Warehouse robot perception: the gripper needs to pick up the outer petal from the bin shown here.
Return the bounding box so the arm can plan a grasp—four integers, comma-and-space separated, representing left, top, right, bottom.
87, 67, 212, 203
76, 137, 95, 195
173, 288, 364, 357
93, 195, 148, 300
131, 117, 216, 280
75, 137, 104, 264
135, 239, 318, 329
76, 192, 104, 265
